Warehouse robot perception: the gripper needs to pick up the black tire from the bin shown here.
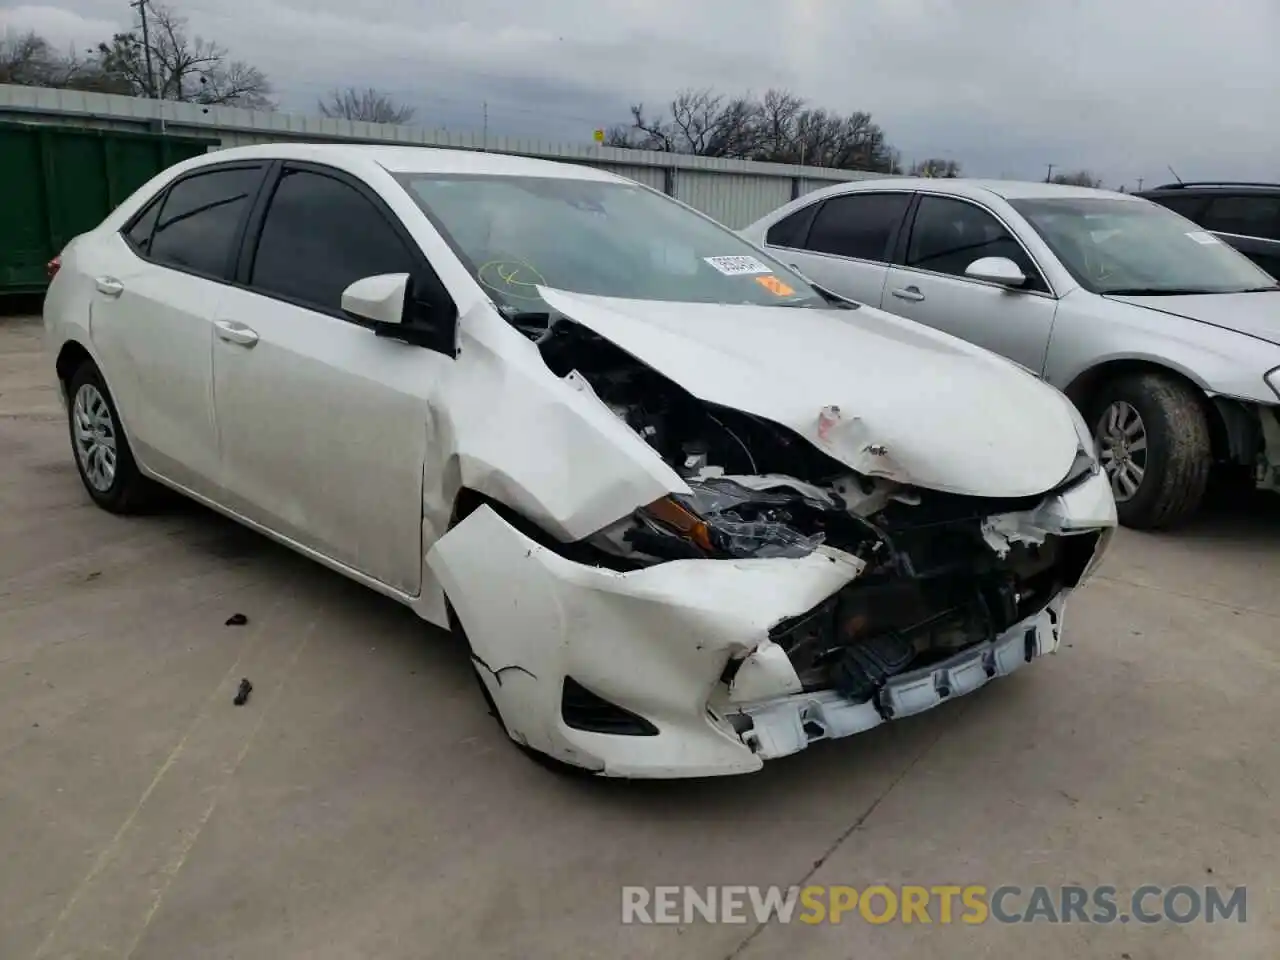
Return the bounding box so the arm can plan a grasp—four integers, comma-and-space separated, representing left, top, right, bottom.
1088, 373, 1211, 529
66, 361, 156, 514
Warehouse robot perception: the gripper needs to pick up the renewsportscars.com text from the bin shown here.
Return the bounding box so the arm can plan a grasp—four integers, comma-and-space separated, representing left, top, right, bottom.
621, 884, 1247, 925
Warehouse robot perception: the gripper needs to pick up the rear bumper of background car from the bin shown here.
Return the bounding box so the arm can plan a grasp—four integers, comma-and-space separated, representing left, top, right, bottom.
427, 470, 1115, 779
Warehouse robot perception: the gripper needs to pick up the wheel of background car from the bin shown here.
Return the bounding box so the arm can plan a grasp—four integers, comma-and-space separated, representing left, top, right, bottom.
66, 360, 156, 514
1089, 373, 1211, 529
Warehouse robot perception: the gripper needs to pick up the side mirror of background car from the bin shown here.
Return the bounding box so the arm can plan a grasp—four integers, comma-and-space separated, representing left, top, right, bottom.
964, 257, 1027, 288
341, 273, 458, 356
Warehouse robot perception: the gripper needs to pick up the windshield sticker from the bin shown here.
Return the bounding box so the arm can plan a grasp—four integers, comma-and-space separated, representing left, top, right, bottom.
1185, 231, 1221, 245
704, 255, 770, 276
755, 275, 796, 297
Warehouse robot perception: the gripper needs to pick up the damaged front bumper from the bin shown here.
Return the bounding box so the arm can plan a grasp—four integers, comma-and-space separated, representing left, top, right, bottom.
731, 597, 1062, 760
427, 469, 1115, 779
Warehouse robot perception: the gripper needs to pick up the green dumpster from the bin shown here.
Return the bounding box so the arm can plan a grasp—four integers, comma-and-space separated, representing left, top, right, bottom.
0, 121, 218, 295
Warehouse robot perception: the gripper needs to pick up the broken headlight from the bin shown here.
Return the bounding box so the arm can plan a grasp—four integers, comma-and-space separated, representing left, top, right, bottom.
636, 478, 828, 560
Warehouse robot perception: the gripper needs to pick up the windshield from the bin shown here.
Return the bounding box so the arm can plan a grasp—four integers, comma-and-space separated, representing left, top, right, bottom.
1009, 197, 1278, 296
397, 174, 828, 313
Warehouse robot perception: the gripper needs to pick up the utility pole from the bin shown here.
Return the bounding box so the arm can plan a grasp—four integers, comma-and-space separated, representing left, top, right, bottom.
1044, 163, 1055, 183
482, 101, 488, 151
129, 0, 155, 98
1136, 177, 1144, 191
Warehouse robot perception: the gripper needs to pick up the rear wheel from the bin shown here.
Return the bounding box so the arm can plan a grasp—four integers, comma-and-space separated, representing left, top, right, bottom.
1089, 373, 1211, 529
66, 361, 156, 514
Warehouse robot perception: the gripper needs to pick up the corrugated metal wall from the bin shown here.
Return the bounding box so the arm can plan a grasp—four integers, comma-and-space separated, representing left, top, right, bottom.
674, 172, 793, 230
597, 163, 667, 192
0, 84, 896, 229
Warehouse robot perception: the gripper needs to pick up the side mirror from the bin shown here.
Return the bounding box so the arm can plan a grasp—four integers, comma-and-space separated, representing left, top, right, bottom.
964, 257, 1027, 288
341, 273, 410, 326
340, 272, 457, 356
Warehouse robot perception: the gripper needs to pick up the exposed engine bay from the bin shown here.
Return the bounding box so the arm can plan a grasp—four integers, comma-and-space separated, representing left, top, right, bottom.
537, 321, 1102, 703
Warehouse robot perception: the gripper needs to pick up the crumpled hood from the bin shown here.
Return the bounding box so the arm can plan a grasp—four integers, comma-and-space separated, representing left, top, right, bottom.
539, 289, 1080, 498
1106, 290, 1280, 346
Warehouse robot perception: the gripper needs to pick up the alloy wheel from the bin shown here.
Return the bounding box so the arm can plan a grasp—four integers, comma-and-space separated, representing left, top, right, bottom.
1095, 400, 1148, 502
72, 383, 118, 492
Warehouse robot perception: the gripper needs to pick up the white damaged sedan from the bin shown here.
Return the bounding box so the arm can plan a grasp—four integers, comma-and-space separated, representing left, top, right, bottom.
44, 144, 1116, 778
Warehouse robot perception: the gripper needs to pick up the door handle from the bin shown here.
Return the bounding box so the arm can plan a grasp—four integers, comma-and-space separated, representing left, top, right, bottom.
214, 320, 259, 347
891, 286, 926, 303
94, 276, 124, 298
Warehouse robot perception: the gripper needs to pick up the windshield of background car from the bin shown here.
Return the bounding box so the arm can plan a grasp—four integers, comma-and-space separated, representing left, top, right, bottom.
1009, 197, 1278, 295
397, 174, 828, 312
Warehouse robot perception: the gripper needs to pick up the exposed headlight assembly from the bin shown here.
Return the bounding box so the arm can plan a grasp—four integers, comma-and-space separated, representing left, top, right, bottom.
635, 478, 829, 561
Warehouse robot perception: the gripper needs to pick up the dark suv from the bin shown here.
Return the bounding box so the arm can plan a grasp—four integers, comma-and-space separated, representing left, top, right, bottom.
1138, 182, 1280, 278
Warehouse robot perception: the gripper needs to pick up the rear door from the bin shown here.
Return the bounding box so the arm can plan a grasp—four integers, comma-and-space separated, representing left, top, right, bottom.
1197, 194, 1280, 278
211, 162, 456, 594
881, 194, 1059, 373
761, 191, 912, 306
88, 163, 267, 496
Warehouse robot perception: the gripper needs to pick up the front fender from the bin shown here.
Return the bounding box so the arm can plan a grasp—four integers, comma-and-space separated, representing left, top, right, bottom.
427, 304, 689, 543
1046, 294, 1280, 404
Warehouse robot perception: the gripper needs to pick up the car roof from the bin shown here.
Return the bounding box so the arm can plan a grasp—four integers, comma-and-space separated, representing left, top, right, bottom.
815, 176, 1143, 204
1140, 182, 1280, 196
191, 142, 624, 182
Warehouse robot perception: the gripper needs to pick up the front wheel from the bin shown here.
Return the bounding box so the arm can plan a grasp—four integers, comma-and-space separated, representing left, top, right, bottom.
1088, 373, 1211, 529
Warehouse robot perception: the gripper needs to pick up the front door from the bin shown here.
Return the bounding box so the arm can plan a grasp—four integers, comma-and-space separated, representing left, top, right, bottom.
882, 194, 1058, 374
212, 165, 453, 594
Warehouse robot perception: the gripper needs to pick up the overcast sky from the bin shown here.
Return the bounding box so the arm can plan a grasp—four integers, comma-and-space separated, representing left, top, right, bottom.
3, 0, 1277, 188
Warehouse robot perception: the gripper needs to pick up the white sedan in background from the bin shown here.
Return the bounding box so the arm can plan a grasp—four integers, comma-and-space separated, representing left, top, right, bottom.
44, 144, 1114, 778
743, 178, 1280, 529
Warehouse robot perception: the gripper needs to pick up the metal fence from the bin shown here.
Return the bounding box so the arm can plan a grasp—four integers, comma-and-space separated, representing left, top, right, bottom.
0, 84, 894, 229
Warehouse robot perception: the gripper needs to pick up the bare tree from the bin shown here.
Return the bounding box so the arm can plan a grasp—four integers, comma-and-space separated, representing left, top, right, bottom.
92, 3, 273, 108
607, 89, 762, 157
1051, 169, 1103, 188
318, 87, 415, 124
607, 87, 900, 173
0, 30, 55, 84
909, 157, 962, 178
0, 29, 129, 92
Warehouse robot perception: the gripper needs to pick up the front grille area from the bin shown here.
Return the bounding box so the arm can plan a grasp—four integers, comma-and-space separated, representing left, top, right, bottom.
768, 530, 1101, 698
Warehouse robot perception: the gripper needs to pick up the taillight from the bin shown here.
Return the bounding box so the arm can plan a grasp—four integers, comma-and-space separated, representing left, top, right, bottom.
46, 256, 61, 280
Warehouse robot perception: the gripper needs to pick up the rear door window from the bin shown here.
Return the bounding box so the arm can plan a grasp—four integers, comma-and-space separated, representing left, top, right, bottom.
765, 205, 819, 248
149, 167, 264, 279
1146, 194, 1208, 222
803, 193, 911, 262
1200, 196, 1280, 241
123, 196, 162, 256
